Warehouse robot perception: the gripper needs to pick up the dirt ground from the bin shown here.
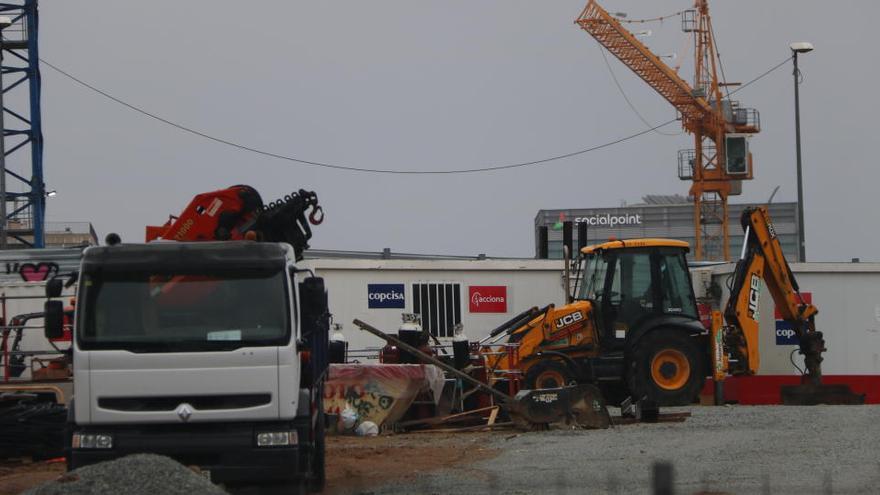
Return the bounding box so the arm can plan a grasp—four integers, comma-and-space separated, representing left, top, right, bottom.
0, 461, 65, 495
324, 431, 499, 494
0, 432, 499, 495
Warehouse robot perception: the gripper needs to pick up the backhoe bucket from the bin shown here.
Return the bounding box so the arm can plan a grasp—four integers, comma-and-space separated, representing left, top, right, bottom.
508, 384, 611, 429
781, 383, 865, 405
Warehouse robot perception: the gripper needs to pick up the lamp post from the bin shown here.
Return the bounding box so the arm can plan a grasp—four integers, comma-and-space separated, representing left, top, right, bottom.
791, 41, 813, 262
0, 16, 11, 249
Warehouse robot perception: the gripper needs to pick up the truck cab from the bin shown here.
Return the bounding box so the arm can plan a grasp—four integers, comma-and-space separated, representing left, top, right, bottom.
45, 241, 328, 491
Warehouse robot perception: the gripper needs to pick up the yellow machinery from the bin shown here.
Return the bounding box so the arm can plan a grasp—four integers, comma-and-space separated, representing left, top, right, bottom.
711, 207, 862, 404
480, 207, 863, 406
481, 238, 707, 406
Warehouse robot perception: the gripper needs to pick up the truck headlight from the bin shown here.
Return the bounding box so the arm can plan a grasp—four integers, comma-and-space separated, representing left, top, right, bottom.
256, 431, 298, 447
72, 433, 113, 449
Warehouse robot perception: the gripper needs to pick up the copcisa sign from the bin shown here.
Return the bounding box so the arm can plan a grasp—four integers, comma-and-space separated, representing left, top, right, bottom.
368, 284, 406, 309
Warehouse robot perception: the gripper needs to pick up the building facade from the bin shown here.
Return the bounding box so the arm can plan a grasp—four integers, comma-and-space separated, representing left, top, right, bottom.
535, 196, 799, 262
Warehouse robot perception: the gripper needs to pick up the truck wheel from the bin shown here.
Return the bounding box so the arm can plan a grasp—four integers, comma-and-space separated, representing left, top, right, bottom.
309, 391, 326, 493
524, 360, 574, 390
627, 329, 705, 406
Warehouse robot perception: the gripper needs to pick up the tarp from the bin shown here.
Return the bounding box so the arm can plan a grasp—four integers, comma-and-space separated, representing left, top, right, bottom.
324, 364, 445, 428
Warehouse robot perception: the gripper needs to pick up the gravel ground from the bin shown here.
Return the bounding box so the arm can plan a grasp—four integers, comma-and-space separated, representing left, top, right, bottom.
23, 454, 226, 495
368, 405, 880, 495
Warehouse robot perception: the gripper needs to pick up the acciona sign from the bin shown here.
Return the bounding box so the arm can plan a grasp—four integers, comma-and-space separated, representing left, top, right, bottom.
573, 213, 642, 227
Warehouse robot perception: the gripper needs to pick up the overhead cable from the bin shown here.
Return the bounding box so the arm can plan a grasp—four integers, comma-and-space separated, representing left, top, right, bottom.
39, 56, 791, 175
596, 40, 682, 137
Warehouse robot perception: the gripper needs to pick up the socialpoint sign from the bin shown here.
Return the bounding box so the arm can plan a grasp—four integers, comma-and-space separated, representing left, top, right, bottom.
469, 286, 507, 313
573, 213, 642, 227
367, 284, 405, 309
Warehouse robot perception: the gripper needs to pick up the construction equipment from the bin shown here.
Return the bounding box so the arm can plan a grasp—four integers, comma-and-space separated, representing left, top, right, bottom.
482, 207, 863, 407
712, 207, 864, 405
577, 1, 760, 261
48, 185, 330, 492
352, 319, 611, 430
481, 239, 707, 407
146, 185, 323, 260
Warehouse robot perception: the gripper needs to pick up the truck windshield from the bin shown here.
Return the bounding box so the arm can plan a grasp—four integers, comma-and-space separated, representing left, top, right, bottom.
78, 268, 290, 352
577, 253, 608, 301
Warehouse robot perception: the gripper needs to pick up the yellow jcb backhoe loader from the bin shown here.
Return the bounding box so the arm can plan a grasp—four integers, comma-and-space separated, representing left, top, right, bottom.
479, 207, 863, 406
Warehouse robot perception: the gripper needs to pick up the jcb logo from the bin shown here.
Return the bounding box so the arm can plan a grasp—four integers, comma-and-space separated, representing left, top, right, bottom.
748, 274, 761, 320
555, 311, 584, 329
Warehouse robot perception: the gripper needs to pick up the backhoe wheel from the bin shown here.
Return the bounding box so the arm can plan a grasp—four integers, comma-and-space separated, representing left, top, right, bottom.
627, 329, 705, 406
524, 360, 574, 390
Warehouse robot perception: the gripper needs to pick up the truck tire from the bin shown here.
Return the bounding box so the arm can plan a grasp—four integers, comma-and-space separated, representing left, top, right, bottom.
309, 391, 326, 493
65, 399, 75, 472
627, 329, 705, 406
260, 481, 308, 495
524, 360, 575, 390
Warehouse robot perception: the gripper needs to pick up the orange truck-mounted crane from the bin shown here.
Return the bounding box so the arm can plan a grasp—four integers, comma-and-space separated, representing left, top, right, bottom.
146, 185, 323, 260
576, 0, 760, 261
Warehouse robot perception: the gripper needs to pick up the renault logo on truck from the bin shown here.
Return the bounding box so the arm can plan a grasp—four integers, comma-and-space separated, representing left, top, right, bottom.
176, 403, 193, 422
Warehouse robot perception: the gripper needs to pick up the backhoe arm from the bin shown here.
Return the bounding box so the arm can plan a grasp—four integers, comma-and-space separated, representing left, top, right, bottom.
723, 207, 824, 383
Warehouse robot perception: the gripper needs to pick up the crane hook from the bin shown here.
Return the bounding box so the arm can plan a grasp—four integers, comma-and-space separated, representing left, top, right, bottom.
309, 206, 324, 225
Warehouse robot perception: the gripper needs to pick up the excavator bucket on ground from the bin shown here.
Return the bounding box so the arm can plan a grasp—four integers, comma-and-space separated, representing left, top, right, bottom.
781, 383, 865, 406
509, 384, 611, 429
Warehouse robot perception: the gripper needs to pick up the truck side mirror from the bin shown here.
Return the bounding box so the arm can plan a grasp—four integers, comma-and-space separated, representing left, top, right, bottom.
44, 300, 65, 340
46, 278, 63, 298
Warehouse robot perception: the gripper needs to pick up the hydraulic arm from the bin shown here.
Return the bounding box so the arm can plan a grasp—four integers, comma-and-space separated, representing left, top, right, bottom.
721, 207, 822, 380
714, 206, 863, 404
146, 185, 323, 260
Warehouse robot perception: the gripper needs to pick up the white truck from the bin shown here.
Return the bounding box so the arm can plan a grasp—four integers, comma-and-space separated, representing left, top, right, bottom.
44, 241, 328, 493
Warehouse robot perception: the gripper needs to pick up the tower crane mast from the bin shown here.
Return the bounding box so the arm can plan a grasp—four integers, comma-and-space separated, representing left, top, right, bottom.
577, 0, 760, 260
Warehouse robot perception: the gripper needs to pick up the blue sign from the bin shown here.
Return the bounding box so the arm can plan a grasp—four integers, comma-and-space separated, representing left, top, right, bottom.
775, 321, 800, 345
368, 284, 405, 309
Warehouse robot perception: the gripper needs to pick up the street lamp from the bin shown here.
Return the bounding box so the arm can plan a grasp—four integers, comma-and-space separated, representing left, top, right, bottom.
0, 16, 10, 250
790, 41, 813, 262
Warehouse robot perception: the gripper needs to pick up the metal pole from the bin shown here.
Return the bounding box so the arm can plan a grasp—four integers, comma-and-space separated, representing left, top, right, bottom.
793, 51, 806, 262
0, 30, 6, 250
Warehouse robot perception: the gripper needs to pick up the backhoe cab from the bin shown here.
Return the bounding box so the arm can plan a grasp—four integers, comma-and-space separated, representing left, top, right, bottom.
481, 239, 707, 407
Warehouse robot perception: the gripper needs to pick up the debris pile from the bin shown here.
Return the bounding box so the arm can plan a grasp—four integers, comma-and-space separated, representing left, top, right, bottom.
0, 394, 65, 459
24, 454, 226, 495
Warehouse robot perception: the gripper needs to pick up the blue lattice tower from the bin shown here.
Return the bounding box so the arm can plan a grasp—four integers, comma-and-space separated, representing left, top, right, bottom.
0, 0, 43, 248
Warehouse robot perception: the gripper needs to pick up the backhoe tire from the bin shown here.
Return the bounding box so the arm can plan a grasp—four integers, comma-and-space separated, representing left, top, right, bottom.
627, 329, 705, 407
524, 360, 575, 390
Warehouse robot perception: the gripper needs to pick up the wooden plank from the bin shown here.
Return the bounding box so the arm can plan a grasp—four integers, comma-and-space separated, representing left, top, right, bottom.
409, 421, 515, 434
396, 406, 499, 428
486, 407, 499, 426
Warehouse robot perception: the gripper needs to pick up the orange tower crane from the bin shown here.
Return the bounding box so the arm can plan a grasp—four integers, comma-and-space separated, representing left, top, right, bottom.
576, 0, 760, 260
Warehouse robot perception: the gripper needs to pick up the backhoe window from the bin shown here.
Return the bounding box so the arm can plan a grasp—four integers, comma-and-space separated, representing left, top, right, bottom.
578, 253, 609, 301
606, 252, 654, 331
78, 267, 290, 352
658, 253, 698, 318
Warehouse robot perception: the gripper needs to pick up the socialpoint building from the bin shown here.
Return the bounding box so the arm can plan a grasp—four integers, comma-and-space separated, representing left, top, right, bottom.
534, 195, 799, 261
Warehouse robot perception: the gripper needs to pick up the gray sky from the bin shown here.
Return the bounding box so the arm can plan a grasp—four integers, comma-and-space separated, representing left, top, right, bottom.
31, 1, 878, 261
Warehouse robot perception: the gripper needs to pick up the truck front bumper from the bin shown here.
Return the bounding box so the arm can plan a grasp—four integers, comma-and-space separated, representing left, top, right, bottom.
67, 420, 313, 484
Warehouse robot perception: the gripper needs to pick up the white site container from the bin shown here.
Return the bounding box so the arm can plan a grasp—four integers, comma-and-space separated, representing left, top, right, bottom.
300, 257, 566, 353
709, 262, 880, 376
